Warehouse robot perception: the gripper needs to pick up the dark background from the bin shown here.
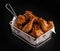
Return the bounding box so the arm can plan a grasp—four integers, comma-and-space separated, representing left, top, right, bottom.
0, 0, 60, 51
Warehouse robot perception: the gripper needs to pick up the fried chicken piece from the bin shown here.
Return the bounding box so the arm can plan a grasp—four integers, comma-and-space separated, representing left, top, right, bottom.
31, 24, 44, 38
38, 18, 48, 32
14, 21, 19, 28
31, 29, 44, 38
47, 21, 54, 31
22, 17, 36, 33
25, 11, 45, 24
33, 24, 40, 30
14, 20, 22, 29
14, 15, 26, 30
37, 18, 54, 32
25, 10, 38, 21
16, 15, 26, 25
25, 10, 33, 20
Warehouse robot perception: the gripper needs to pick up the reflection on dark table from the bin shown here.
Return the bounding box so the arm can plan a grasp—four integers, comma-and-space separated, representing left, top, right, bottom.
1, 0, 59, 51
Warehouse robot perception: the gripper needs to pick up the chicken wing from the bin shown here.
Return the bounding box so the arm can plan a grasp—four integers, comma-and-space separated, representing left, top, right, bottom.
38, 18, 48, 32
16, 15, 26, 25
31, 24, 44, 38
14, 15, 26, 29
47, 21, 54, 31
14, 21, 22, 30
31, 29, 44, 38
25, 11, 38, 21
22, 17, 36, 33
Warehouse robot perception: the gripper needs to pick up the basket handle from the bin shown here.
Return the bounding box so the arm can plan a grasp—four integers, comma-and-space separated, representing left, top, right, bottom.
5, 3, 17, 17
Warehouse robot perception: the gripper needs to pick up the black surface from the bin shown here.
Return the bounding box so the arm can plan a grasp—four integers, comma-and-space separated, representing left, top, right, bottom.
0, 0, 60, 51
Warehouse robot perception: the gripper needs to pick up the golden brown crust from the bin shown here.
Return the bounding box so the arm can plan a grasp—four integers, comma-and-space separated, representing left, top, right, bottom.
25, 10, 38, 21
47, 21, 54, 31
14, 10, 54, 38
31, 24, 44, 38
40, 19, 48, 32
16, 15, 26, 25
22, 17, 36, 33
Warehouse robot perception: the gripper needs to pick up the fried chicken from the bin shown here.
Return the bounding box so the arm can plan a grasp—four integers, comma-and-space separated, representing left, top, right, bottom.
14, 21, 22, 30
16, 15, 26, 25
14, 15, 26, 29
38, 18, 48, 32
25, 11, 38, 21
47, 21, 54, 31
14, 10, 54, 38
22, 17, 36, 33
31, 24, 44, 38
